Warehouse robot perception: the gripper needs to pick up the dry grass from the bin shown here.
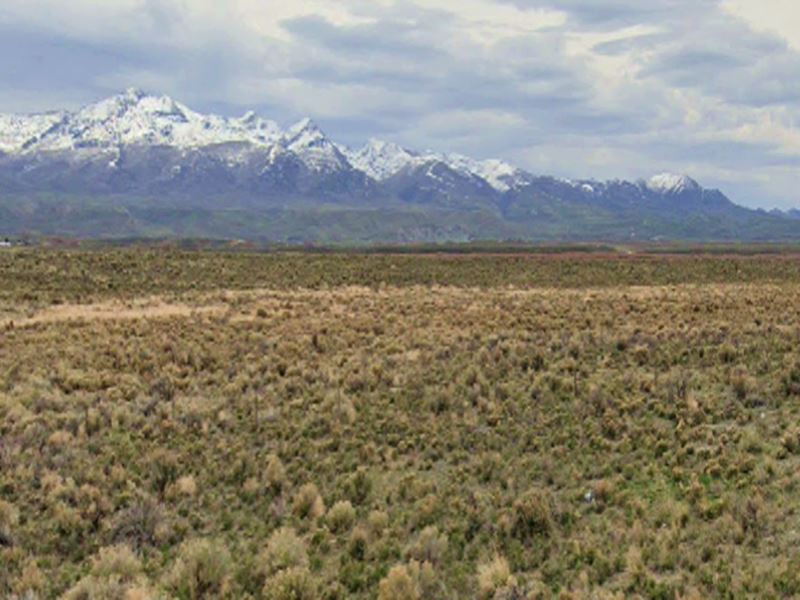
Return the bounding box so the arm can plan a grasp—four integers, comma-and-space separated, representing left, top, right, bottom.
1, 251, 800, 598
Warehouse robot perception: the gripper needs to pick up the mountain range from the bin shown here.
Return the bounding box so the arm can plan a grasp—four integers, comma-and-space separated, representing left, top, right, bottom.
0, 88, 797, 243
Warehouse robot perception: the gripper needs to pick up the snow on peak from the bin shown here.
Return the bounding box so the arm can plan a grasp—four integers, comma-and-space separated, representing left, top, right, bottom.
646, 173, 700, 194
288, 117, 318, 135
285, 118, 348, 172
0, 112, 65, 153
124, 87, 147, 101
0, 90, 286, 153
442, 154, 527, 192
0, 89, 538, 184
345, 139, 422, 180
344, 140, 528, 191
286, 118, 327, 150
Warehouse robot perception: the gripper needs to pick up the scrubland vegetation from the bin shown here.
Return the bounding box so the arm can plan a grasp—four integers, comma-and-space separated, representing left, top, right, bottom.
2, 249, 800, 598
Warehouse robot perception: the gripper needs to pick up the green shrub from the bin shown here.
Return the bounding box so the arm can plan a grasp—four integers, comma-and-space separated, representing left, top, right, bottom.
367, 510, 390, 537
110, 497, 165, 551
264, 454, 287, 493
377, 564, 418, 600
348, 526, 370, 561
258, 527, 308, 577
510, 490, 553, 542
477, 555, 516, 599
166, 538, 233, 599
405, 526, 448, 565
90, 545, 143, 580
262, 567, 317, 600
0, 499, 18, 547
377, 561, 439, 600
148, 449, 179, 497
63, 545, 155, 600
293, 483, 326, 520
327, 500, 356, 534
345, 469, 372, 505
783, 361, 800, 396
782, 427, 800, 455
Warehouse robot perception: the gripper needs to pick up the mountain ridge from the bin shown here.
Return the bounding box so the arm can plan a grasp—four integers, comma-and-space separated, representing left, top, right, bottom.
0, 90, 797, 243
0, 88, 692, 194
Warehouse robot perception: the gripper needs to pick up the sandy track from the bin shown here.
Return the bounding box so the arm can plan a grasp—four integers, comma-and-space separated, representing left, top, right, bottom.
1, 298, 225, 329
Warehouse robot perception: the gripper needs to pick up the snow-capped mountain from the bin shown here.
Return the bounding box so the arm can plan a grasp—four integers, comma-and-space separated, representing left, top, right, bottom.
0, 88, 710, 198
645, 173, 701, 195
340, 139, 527, 192
1, 89, 797, 242
0, 112, 65, 153
343, 139, 423, 181
285, 118, 351, 173
0, 89, 534, 191
442, 154, 530, 192
0, 88, 282, 153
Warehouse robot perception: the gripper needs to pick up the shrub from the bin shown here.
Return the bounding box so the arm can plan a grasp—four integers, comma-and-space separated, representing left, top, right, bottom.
12, 560, 46, 598
730, 366, 752, 401
148, 449, 179, 497
348, 525, 370, 561
377, 561, 438, 600
718, 343, 737, 364
264, 454, 287, 493
367, 510, 390, 536
90, 544, 143, 579
345, 469, 372, 505
510, 490, 553, 542
262, 567, 317, 600
173, 475, 198, 498
782, 427, 800, 455
48, 429, 73, 448
63, 545, 156, 600
477, 555, 516, 600
783, 361, 800, 396
111, 497, 166, 551
327, 500, 356, 534
405, 526, 448, 565
378, 564, 419, 600
293, 483, 326, 520
64, 577, 148, 600
258, 527, 308, 577
166, 538, 233, 599
0, 499, 18, 547
328, 392, 356, 425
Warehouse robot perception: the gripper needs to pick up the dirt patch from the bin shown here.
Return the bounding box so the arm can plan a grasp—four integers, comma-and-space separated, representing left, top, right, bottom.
1, 297, 226, 329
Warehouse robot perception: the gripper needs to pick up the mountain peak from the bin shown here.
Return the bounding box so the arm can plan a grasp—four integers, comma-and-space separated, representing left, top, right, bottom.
240, 110, 257, 123
646, 173, 700, 194
283, 118, 350, 172
364, 138, 412, 153
345, 138, 421, 180
123, 87, 148, 101
286, 117, 327, 148
442, 154, 526, 192
288, 117, 320, 136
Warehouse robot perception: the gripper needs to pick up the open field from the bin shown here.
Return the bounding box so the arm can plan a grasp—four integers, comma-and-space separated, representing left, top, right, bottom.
2, 250, 800, 599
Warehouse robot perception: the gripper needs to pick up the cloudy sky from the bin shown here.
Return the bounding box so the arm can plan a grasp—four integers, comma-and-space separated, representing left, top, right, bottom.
1, 0, 799, 209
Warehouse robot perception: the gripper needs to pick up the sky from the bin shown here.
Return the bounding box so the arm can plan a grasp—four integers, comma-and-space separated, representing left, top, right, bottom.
1, 0, 799, 209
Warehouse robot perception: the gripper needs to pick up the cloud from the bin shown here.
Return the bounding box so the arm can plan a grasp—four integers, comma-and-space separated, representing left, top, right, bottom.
0, 0, 798, 208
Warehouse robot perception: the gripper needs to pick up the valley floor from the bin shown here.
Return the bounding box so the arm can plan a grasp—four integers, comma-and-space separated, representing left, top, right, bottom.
1, 250, 800, 598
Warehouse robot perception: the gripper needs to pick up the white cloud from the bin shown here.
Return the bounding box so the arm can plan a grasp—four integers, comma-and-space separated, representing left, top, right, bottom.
721, 0, 800, 50
412, 0, 566, 45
